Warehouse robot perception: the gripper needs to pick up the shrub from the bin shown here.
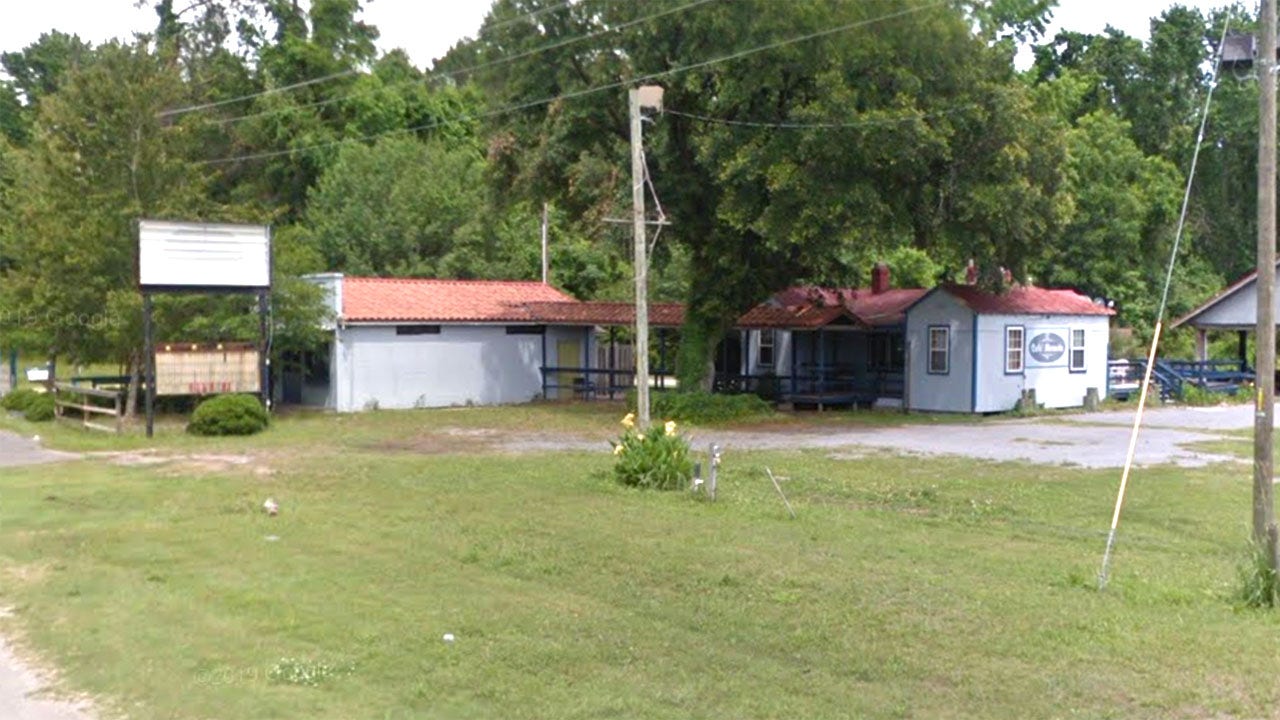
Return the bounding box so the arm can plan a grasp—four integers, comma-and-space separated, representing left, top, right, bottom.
1, 387, 41, 412
22, 393, 55, 422
188, 394, 269, 436
650, 391, 772, 425
1237, 541, 1280, 608
1179, 383, 1219, 406
611, 413, 693, 490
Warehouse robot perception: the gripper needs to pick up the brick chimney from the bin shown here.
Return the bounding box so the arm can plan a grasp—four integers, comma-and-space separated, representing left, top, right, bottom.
964, 259, 977, 285
871, 262, 891, 295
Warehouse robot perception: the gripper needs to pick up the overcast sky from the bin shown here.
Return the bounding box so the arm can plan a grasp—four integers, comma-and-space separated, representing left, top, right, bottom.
0, 1, 1243, 71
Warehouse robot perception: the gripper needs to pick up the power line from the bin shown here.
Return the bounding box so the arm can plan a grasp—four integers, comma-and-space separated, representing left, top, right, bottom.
159, 68, 360, 118
479, 0, 576, 34
664, 104, 978, 129
206, 0, 722, 129
156, 0, 579, 119
197, 0, 946, 166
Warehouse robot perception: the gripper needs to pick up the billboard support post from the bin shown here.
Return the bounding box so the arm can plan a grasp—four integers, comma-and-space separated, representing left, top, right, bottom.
143, 292, 155, 439
258, 290, 270, 410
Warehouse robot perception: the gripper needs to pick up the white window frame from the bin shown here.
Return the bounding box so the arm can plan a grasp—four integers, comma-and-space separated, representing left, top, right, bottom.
927, 326, 950, 375
1070, 328, 1086, 372
1005, 326, 1025, 374
758, 329, 775, 369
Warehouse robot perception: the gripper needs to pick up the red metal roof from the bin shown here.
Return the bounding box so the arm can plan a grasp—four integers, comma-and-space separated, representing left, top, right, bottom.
521, 301, 686, 327
342, 277, 576, 323
935, 284, 1114, 316
338, 276, 1108, 328
762, 286, 929, 328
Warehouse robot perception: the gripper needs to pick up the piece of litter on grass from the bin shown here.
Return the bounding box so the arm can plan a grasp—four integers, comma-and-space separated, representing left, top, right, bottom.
264, 535, 280, 542
442, 633, 456, 643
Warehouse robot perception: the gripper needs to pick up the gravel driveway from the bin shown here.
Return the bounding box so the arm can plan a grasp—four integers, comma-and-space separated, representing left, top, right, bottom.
0, 431, 76, 468
510, 403, 1259, 469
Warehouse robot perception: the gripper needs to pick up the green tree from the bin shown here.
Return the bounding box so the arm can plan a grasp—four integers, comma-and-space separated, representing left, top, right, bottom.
451, 0, 1068, 388
0, 41, 209, 369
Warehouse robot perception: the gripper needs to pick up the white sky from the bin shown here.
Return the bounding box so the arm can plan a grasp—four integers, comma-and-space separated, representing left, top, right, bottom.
0, 0, 1242, 71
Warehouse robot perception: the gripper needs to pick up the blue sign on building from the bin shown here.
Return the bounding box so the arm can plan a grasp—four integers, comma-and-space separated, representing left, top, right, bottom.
1027, 331, 1067, 366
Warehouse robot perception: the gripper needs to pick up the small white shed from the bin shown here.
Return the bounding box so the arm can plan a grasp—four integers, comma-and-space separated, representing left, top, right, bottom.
904, 285, 1113, 413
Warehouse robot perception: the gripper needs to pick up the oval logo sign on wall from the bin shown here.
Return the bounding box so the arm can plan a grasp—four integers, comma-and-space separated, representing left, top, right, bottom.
1028, 333, 1066, 364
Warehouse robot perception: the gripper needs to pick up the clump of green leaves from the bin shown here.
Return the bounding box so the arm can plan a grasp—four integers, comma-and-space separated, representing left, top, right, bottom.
1179, 384, 1219, 407
22, 393, 55, 422
1237, 542, 1280, 609
2, 388, 53, 421
611, 413, 693, 490
187, 394, 269, 436
648, 391, 772, 425
1, 387, 42, 412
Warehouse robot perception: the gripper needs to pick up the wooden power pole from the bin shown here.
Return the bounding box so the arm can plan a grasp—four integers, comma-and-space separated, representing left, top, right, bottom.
630, 86, 663, 431
1256, 0, 1280, 568
541, 202, 549, 285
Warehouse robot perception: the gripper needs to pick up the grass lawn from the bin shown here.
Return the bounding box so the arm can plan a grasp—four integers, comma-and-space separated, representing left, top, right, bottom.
1, 407, 1278, 719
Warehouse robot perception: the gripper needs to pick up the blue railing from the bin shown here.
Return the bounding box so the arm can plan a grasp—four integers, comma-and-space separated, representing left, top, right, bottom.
1107, 358, 1254, 401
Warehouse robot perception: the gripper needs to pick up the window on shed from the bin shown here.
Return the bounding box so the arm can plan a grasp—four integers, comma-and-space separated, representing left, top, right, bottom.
758, 330, 775, 369
927, 326, 949, 374
1070, 328, 1086, 371
396, 325, 441, 335
1005, 326, 1024, 373
506, 325, 546, 335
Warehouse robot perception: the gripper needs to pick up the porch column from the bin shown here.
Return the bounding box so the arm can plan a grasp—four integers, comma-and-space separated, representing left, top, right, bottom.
1195, 328, 1208, 363
657, 329, 667, 389
585, 327, 594, 399
789, 330, 797, 400
1240, 330, 1249, 366
609, 329, 616, 399
540, 329, 548, 398
818, 327, 826, 411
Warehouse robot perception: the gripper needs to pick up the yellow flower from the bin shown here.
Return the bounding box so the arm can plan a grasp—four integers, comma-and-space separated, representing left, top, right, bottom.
621, 412, 635, 429
664, 420, 677, 436
613, 444, 624, 456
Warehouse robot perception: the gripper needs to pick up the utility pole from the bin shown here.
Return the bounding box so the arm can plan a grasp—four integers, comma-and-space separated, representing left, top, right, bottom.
541, 202, 550, 285
1256, 0, 1280, 569
630, 85, 663, 431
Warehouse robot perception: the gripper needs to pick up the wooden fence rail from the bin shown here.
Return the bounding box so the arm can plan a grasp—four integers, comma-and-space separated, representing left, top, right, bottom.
53, 382, 123, 434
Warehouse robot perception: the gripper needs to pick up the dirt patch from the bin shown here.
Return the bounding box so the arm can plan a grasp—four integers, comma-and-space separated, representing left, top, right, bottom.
377, 427, 600, 456
91, 450, 268, 477
0, 562, 50, 589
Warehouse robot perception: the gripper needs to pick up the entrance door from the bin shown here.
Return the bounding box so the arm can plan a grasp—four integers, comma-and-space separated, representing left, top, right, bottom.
557, 337, 582, 399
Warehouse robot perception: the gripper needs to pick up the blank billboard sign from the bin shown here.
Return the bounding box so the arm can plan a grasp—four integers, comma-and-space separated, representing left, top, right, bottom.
139, 220, 270, 290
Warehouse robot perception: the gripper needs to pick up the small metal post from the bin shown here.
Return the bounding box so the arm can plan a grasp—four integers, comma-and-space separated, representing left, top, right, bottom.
708, 443, 721, 501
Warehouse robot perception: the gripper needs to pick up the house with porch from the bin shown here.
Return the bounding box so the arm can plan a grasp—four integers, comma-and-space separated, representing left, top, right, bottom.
729, 264, 927, 407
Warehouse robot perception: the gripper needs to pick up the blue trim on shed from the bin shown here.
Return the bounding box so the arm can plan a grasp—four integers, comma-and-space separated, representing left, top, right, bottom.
970, 311, 979, 413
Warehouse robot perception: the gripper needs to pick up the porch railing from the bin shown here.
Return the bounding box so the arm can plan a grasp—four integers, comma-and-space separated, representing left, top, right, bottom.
539, 366, 673, 400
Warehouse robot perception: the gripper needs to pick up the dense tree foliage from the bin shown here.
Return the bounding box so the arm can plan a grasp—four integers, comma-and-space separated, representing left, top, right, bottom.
0, 0, 1269, 389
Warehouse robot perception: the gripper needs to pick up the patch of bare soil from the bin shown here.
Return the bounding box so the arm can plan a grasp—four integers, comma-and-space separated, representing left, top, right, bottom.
90, 450, 273, 477
375, 427, 602, 455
